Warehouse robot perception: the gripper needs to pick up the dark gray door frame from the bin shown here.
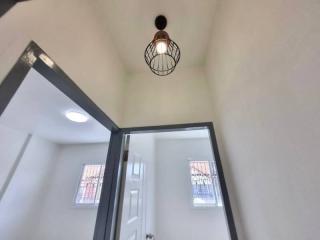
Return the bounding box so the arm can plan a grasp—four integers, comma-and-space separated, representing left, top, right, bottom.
0, 0, 32, 18
119, 123, 238, 240
0, 42, 238, 240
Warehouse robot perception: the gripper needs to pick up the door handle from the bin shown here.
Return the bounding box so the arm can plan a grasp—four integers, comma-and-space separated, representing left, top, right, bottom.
146, 233, 155, 240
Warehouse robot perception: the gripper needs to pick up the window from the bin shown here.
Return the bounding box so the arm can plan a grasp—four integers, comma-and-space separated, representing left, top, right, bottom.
75, 164, 105, 206
189, 160, 223, 207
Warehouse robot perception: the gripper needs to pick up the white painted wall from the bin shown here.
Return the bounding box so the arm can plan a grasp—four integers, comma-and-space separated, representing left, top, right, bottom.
0, 0, 126, 124
0, 125, 109, 239
206, 0, 320, 239
0, 134, 59, 239
2, 1, 319, 239
0, 124, 28, 197
154, 138, 229, 240
122, 66, 214, 127
34, 143, 109, 240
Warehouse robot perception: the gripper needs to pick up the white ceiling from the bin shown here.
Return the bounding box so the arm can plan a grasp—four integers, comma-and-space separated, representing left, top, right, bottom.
94, 0, 217, 73
0, 69, 110, 144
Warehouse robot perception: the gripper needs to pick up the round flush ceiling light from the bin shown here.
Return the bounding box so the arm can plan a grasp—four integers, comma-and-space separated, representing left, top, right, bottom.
65, 111, 89, 123
144, 15, 180, 76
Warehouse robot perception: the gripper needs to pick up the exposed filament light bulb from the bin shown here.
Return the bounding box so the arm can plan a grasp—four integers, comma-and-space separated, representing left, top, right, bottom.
156, 41, 168, 54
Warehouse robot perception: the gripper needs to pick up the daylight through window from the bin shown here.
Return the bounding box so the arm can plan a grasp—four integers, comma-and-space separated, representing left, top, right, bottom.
189, 160, 223, 207
75, 164, 105, 205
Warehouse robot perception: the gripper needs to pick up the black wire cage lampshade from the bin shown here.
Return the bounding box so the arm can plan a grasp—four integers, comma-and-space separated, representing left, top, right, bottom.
144, 15, 180, 76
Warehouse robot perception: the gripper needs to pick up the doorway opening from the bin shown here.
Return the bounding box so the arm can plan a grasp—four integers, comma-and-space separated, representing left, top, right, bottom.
116, 127, 232, 240
0, 55, 112, 240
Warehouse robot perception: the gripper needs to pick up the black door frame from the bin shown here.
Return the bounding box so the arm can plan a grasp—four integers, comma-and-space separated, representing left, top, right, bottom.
0, 42, 238, 240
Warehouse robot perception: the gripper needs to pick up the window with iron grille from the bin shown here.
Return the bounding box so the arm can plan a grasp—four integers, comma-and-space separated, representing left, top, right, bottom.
75, 164, 105, 206
189, 160, 223, 207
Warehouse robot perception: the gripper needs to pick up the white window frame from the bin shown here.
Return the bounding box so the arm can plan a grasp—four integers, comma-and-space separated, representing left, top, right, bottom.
74, 163, 105, 208
188, 159, 223, 208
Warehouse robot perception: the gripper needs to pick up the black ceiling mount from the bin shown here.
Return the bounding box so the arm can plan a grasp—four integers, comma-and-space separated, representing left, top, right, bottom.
145, 14, 180, 76
155, 15, 167, 30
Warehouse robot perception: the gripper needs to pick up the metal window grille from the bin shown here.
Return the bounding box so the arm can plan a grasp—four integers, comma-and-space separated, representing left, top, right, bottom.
189, 160, 223, 207
75, 164, 105, 205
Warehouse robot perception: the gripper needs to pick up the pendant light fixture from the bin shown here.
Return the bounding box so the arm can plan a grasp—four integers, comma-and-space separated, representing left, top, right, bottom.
144, 15, 180, 76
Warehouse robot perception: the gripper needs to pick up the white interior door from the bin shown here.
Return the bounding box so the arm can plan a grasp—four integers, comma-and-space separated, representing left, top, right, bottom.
119, 146, 145, 240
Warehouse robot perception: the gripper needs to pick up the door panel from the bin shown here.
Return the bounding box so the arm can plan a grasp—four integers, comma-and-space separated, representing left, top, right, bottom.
119, 151, 144, 240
